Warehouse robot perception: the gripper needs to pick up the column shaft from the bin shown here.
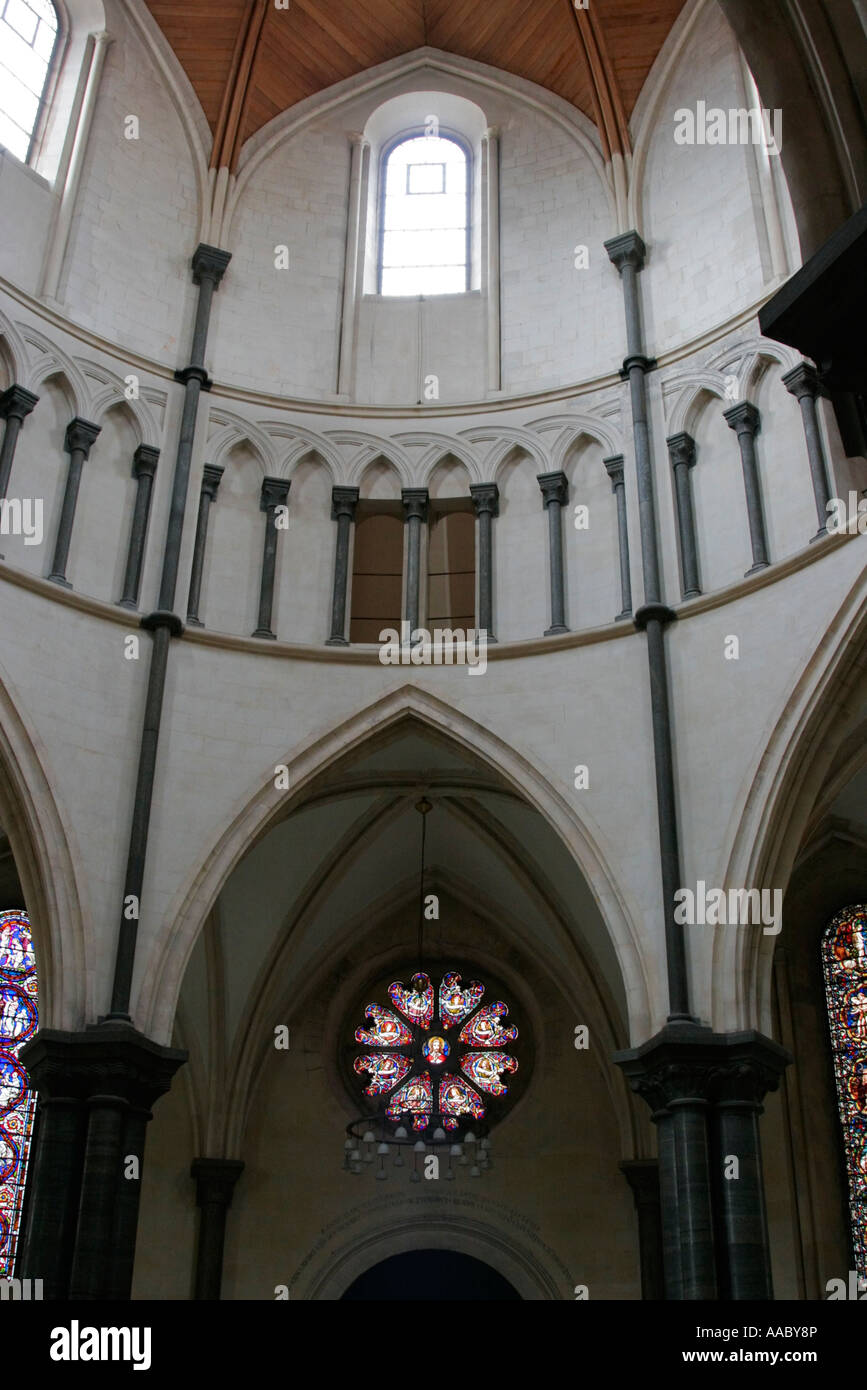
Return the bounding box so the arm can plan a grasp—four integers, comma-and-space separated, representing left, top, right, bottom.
17, 1096, 85, 1298
667, 433, 701, 599
186, 464, 224, 625
470, 483, 499, 640
191, 1158, 245, 1301
782, 363, 832, 536
714, 1101, 774, 1299
68, 1096, 128, 1299
537, 471, 568, 635
119, 444, 159, 609
326, 486, 359, 644
604, 455, 632, 619
0, 385, 39, 500
253, 477, 290, 639
401, 488, 428, 634
724, 402, 769, 573
48, 418, 101, 587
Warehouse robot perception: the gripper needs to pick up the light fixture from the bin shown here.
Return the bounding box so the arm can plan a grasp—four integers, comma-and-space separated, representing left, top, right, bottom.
342, 798, 518, 1180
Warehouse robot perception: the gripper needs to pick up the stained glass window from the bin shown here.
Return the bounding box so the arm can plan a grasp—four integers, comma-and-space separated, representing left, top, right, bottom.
822, 905, 867, 1278
0, 0, 59, 163
0, 910, 37, 1276
379, 134, 470, 296
353, 969, 518, 1132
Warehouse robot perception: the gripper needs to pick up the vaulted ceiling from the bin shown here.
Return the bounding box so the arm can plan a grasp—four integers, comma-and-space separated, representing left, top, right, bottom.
144, 0, 688, 169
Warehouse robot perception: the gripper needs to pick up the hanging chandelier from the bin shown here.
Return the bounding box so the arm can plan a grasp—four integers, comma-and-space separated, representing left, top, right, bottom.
342, 798, 519, 1181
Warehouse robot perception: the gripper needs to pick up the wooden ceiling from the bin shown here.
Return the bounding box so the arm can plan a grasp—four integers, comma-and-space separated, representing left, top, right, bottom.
145, 0, 688, 168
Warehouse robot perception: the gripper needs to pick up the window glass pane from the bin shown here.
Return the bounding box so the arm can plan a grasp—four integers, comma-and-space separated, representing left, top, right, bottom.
380, 135, 468, 297
823, 905, 867, 1280
0, 910, 38, 1278
0, 0, 58, 160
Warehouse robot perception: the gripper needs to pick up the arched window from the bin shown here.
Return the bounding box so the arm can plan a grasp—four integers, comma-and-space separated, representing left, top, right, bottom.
0, 0, 59, 162
822, 905, 867, 1278
379, 133, 470, 297
0, 910, 38, 1276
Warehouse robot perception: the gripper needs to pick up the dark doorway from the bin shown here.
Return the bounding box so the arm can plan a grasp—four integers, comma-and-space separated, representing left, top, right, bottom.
341, 1249, 521, 1300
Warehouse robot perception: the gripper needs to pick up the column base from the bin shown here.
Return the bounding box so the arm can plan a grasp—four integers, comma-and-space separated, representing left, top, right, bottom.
325, 635, 349, 646
117, 598, 138, 611
615, 609, 632, 622
745, 561, 770, 576
681, 588, 702, 601
809, 526, 828, 542
543, 624, 569, 636
252, 628, 277, 640
186, 615, 204, 627
48, 573, 72, 588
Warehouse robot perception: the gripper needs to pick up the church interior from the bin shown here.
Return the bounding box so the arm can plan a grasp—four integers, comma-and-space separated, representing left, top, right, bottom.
0, 0, 865, 1308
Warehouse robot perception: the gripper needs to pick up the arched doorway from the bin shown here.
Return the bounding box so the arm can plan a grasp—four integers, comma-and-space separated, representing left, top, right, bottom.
340, 1249, 521, 1300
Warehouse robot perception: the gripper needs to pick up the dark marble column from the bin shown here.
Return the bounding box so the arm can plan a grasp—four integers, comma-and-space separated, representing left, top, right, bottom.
711, 1038, 789, 1301
326, 485, 359, 645
724, 402, 769, 574
537, 470, 569, 635
18, 1026, 185, 1300
48, 417, 101, 587
616, 1024, 790, 1302
186, 463, 224, 626
606, 229, 691, 1025
252, 477, 290, 639
109, 242, 231, 1024
191, 1158, 245, 1300
620, 1159, 664, 1299
781, 362, 832, 538
0, 384, 39, 500
470, 482, 499, 641
401, 487, 428, 634
667, 432, 701, 599
119, 444, 160, 609
603, 454, 632, 619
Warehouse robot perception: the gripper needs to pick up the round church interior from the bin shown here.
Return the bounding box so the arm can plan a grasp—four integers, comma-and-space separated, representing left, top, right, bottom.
0, 0, 865, 1309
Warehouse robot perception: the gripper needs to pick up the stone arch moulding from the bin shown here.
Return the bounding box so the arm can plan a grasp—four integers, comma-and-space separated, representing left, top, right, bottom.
222, 47, 614, 246
0, 658, 87, 1032
140, 686, 652, 1049
0, 309, 31, 385
20, 327, 90, 418
716, 561, 867, 1035
206, 412, 277, 478
82, 361, 162, 448
297, 1208, 571, 1300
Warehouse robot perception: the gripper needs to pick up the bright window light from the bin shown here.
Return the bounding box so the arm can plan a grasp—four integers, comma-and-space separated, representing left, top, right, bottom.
0, 0, 58, 163
380, 135, 469, 297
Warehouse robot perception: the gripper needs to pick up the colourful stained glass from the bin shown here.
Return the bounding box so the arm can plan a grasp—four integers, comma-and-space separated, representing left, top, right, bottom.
439, 972, 484, 1029
386, 1072, 433, 1130
422, 1036, 449, 1066
354, 1003, 413, 1048
439, 1074, 485, 1121
823, 905, 867, 1278
0, 910, 37, 1278
353, 1053, 413, 1096
460, 1050, 517, 1096
389, 972, 434, 1029
460, 1001, 518, 1049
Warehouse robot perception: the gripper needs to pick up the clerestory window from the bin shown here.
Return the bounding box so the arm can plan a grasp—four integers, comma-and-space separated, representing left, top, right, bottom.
379, 133, 470, 297
0, 0, 59, 163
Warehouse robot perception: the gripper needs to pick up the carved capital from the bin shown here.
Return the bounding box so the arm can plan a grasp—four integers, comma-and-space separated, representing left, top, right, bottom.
19, 1025, 186, 1111
331, 485, 360, 521
615, 1024, 791, 1118
603, 454, 625, 491
781, 362, 820, 402
667, 432, 697, 471
401, 487, 429, 522
64, 417, 101, 458
723, 401, 761, 437
201, 463, 224, 499
470, 482, 499, 517
537, 470, 568, 508
605, 230, 647, 274
191, 1158, 245, 1209
191, 243, 232, 288
132, 444, 159, 479
260, 476, 290, 512
0, 384, 39, 423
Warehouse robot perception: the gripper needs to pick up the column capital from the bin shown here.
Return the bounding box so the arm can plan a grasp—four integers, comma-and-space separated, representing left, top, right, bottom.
781, 361, 821, 401
603, 453, 625, 491
64, 417, 101, 457
192, 243, 232, 288
0, 384, 39, 422
190, 1158, 245, 1208
331, 485, 360, 520
132, 443, 160, 479
619, 1159, 660, 1209
605, 230, 647, 274
723, 401, 761, 437
614, 1023, 790, 1115
470, 482, 499, 517
401, 487, 429, 522
201, 463, 224, 498
19, 1024, 186, 1110
666, 432, 697, 471
537, 470, 568, 507
260, 476, 290, 511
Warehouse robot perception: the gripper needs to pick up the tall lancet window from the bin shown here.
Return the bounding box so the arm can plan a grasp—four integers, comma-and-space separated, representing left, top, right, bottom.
379, 134, 470, 296
0, 910, 38, 1276
822, 905, 867, 1278
0, 0, 59, 162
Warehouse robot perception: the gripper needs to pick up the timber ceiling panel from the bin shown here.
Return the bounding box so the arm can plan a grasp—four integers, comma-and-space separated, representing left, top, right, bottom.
143, 0, 689, 167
